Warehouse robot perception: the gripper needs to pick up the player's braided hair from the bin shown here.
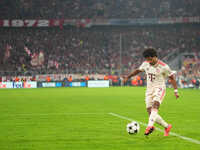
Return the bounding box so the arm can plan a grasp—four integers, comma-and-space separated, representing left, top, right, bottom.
143, 48, 157, 58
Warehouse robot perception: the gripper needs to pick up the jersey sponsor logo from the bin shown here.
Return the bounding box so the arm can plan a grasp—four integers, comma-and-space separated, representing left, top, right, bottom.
148, 73, 156, 82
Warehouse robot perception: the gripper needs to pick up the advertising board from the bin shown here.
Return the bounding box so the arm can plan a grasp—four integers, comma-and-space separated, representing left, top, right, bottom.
88, 80, 109, 88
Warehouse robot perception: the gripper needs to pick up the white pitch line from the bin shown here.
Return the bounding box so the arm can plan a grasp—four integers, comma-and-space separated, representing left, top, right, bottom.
108, 112, 200, 145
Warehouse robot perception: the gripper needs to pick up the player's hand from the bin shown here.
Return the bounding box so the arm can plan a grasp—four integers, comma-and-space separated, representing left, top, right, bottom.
174, 89, 179, 99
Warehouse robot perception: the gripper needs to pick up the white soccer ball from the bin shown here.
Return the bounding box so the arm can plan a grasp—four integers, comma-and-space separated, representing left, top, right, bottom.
127, 121, 140, 134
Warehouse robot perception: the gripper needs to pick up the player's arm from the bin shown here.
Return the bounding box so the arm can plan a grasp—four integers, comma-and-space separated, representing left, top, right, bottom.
123, 69, 142, 84
169, 75, 179, 99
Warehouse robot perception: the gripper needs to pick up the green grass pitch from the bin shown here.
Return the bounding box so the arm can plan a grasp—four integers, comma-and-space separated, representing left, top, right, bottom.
0, 87, 200, 150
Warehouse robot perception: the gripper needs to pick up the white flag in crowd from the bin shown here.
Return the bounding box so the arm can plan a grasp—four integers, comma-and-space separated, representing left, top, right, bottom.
24, 46, 45, 67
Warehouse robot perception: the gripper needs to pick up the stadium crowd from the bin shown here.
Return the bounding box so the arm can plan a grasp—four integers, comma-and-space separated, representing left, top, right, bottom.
0, 0, 200, 19
0, 25, 200, 78
0, 0, 200, 88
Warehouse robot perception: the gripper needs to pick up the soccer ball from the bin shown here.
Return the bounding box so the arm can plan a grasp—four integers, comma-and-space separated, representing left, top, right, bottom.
127, 121, 140, 134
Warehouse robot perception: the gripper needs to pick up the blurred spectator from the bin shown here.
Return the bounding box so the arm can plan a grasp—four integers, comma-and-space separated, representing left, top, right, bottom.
0, 0, 200, 19
46, 76, 51, 82
68, 75, 73, 82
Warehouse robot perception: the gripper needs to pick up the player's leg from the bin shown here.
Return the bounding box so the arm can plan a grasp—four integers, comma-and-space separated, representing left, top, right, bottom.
152, 87, 172, 136
155, 114, 168, 128
146, 107, 151, 116
144, 91, 155, 135
155, 113, 172, 136
146, 107, 171, 135
145, 107, 155, 135
145, 87, 165, 135
147, 101, 160, 127
148, 87, 165, 128
147, 103, 172, 136
147, 106, 168, 128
